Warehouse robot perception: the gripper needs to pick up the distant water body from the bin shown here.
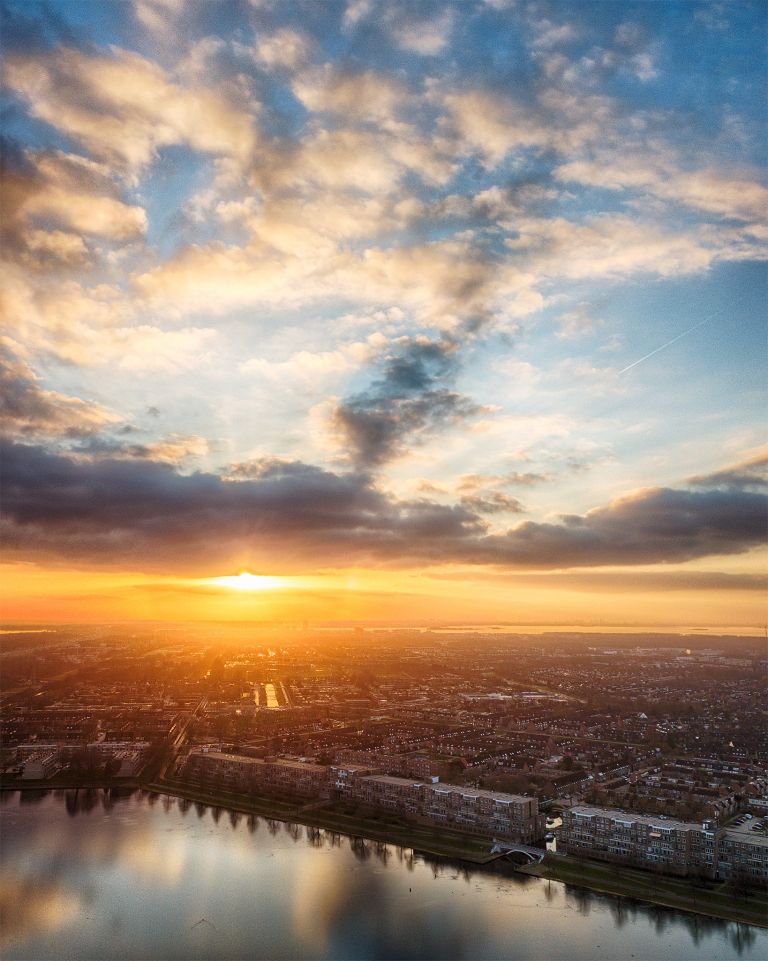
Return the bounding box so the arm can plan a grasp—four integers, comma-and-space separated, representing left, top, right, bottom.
360, 625, 763, 637
1, 790, 764, 961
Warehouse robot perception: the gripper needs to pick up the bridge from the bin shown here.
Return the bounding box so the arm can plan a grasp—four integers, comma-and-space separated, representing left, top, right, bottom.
489, 841, 546, 864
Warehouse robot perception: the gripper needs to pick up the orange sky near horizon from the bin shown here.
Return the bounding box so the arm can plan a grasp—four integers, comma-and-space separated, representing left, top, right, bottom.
2, 561, 765, 633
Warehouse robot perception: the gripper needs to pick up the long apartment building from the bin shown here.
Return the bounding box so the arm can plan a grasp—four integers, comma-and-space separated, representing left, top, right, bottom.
183, 751, 545, 843
332, 766, 544, 842
185, 748, 329, 801
424, 783, 543, 844
560, 805, 768, 883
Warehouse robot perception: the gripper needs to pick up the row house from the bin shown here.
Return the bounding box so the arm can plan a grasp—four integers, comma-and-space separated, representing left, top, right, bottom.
17, 741, 150, 766
335, 750, 440, 780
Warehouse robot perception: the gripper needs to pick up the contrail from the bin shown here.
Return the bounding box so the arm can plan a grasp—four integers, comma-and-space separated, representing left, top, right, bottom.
618, 317, 711, 375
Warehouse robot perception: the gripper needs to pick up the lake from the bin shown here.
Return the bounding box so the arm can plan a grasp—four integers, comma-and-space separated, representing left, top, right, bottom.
1, 789, 764, 960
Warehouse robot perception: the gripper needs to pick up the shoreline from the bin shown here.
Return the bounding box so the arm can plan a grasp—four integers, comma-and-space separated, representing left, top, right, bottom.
4, 777, 766, 928
142, 777, 498, 863
519, 854, 768, 929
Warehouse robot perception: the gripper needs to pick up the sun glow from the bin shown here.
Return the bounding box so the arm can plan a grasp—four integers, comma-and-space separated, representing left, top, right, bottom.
208, 572, 284, 591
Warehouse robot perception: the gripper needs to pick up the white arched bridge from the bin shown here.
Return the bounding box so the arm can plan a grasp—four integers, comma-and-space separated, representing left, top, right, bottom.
489, 841, 546, 864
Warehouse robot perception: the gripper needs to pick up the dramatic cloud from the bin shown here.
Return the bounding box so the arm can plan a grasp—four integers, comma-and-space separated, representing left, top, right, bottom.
434, 569, 768, 593
292, 67, 405, 124
457, 472, 551, 492
507, 214, 721, 280
255, 28, 311, 71
2, 442, 764, 574
331, 338, 484, 468
479, 487, 766, 567
443, 87, 613, 168
72, 433, 210, 466
0, 440, 481, 571
1, 142, 146, 265
1, 272, 217, 368
388, 5, 454, 56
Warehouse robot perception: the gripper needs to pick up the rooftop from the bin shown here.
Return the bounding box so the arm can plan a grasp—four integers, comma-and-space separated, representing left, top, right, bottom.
567, 804, 707, 832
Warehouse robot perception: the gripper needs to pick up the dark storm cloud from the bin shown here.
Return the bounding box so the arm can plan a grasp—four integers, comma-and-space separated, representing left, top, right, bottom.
0, 440, 482, 571
687, 453, 768, 490
477, 487, 767, 567
332, 337, 484, 468
2, 442, 765, 574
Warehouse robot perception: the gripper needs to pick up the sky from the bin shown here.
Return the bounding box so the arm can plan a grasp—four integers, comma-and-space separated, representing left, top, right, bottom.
1, 0, 766, 629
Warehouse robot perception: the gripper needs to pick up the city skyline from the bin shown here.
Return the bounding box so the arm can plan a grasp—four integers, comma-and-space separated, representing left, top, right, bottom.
1, 0, 766, 627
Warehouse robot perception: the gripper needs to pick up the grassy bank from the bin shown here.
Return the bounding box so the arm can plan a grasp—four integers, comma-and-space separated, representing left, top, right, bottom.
1, 776, 139, 791
145, 777, 494, 862
520, 853, 768, 928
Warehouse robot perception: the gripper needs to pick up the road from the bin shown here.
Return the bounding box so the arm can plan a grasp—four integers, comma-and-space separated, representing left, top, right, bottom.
158, 695, 208, 779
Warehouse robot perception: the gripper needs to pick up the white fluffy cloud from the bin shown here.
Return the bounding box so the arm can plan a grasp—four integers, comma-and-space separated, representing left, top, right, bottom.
556, 157, 768, 222
3, 46, 258, 179
255, 28, 311, 71
391, 9, 454, 56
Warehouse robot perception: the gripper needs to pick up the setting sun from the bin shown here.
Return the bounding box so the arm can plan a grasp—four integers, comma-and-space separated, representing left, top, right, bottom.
207, 573, 284, 592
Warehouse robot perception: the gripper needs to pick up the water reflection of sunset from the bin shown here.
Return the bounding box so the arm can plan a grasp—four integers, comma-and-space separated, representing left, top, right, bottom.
0, 876, 82, 949
2, 791, 762, 961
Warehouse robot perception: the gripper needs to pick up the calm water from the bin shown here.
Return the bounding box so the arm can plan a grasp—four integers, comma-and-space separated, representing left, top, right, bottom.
1, 790, 764, 961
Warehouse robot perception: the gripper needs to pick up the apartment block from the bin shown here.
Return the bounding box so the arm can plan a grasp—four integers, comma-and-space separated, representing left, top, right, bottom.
717, 827, 768, 884
22, 752, 60, 779
184, 748, 329, 801
560, 805, 768, 884
332, 767, 543, 842
423, 784, 544, 843
184, 751, 545, 843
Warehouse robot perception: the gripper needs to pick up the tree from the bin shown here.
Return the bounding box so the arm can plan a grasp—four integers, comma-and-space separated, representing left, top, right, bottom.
730, 866, 755, 899
103, 757, 122, 779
